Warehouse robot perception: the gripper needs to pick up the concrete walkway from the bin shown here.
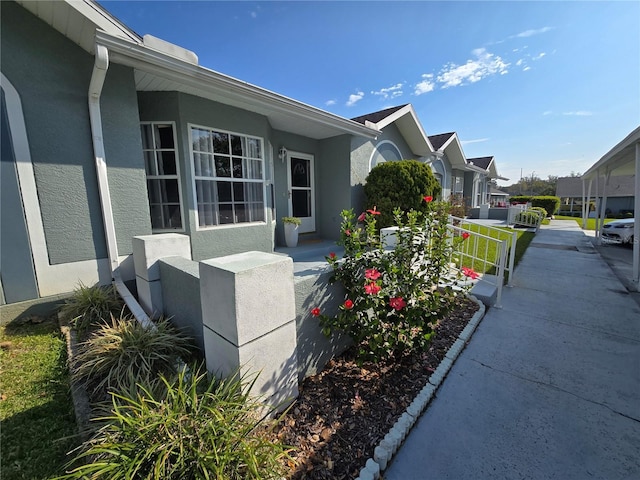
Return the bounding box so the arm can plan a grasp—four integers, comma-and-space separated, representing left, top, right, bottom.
385, 220, 640, 480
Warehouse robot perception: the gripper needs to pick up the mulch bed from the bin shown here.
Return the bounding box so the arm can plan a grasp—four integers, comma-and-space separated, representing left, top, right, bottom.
270, 295, 481, 479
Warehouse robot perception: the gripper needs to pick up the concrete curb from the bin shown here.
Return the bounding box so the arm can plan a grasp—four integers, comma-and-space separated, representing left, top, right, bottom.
58, 314, 93, 441
358, 295, 487, 480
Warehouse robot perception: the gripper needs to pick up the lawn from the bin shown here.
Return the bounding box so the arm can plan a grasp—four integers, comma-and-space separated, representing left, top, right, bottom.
456, 223, 535, 278
0, 316, 78, 480
554, 215, 615, 230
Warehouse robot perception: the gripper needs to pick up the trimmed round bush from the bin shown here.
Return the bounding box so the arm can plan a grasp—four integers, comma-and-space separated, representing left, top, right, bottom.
364, 160, 441, 228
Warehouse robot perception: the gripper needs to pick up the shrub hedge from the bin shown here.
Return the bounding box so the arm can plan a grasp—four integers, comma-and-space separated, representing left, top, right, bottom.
509, 195, 560, 216
363, 160, 440, 228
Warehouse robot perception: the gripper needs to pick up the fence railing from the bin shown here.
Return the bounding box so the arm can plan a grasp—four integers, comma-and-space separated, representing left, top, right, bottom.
446, 216, 520, 307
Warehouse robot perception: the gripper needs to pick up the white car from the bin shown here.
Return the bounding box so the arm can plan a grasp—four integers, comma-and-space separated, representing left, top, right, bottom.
602, 218, 635, 245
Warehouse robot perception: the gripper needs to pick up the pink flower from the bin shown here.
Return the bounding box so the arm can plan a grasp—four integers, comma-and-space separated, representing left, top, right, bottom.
423, 195, 433, 203
364, 282, 381, 295
389, 296, 406, 311
358, 212, 366, 222
345, 229, 351, 236
328, 252, 336, 259
344, 299, 354, 310
462, 232, 470, 240
365, 268, 381, 280
366, 206, 381, 215
311, 307, 321, 317
462, 267, 480, 280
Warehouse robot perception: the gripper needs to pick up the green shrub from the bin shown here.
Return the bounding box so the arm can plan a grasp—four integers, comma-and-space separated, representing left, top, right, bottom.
530, 206, 548, 218
509, 196, 560, 216
58, 366, 290, 480
60, 283, 123, 335
316, 201, 472, 362
363, 160, 441, 228
73, 316, 193, 396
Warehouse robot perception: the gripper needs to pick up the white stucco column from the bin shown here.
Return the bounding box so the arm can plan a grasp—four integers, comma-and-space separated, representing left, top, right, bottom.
132, 233, 192, 317
200, 251, 298, 407
633, 143, 640, 288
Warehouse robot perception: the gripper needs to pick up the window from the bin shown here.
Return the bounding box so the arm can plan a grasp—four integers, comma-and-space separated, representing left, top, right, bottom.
453, 176, 463, 195
190, 126, 265, 227
141, 123, 183, 231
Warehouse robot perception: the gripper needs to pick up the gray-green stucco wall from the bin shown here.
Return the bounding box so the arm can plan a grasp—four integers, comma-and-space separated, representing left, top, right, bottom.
138, 91, 275, 261
317, 135, 352, 240
0, 2, 150, 265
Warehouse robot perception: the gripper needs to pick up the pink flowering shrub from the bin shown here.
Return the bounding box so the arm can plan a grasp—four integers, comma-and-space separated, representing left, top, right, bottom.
317, 200, 471, 362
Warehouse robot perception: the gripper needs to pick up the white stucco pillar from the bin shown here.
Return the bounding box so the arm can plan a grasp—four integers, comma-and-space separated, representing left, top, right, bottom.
200, 251, 298, 407
633, 143, 640, 288
132, 233, 192, 317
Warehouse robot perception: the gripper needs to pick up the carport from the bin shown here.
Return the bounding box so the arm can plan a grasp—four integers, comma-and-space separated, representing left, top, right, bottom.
582, 126, 640, 290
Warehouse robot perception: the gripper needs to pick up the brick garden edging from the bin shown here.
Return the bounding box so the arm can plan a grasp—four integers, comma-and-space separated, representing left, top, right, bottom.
355, 294, 486, 480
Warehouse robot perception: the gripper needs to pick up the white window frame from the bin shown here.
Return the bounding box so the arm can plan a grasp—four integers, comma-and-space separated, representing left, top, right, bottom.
140, 121, 185, 232
188, 124, 267, 230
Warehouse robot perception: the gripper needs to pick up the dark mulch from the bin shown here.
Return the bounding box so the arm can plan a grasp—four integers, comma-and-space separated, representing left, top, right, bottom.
271, 296, 481, 479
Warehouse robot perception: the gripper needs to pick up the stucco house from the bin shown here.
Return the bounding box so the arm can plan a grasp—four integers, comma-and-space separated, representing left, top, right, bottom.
556, 175, 636, 216
1, 0, 383, 306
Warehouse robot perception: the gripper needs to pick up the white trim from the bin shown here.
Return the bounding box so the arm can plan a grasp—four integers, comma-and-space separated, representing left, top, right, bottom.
287, 151, 316, 233
140, 121, 186, 232
1, 72, 113, 297
368, 140, 403, 172
431, 158, 448, 199
187, 123, 267, 230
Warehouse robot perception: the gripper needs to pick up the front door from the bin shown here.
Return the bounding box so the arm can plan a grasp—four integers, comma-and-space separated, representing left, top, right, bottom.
287, 152, 315, 233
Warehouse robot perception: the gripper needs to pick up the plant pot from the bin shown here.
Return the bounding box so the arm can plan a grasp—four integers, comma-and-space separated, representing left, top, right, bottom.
284, 223, 299, 247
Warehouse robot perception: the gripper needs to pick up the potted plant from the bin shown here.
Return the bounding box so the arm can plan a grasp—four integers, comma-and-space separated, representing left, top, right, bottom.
282, 216, 301, 247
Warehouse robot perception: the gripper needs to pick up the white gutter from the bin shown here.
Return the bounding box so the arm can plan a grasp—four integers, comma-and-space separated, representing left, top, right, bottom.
88, 44, 119, 277
89, 43, 154, 327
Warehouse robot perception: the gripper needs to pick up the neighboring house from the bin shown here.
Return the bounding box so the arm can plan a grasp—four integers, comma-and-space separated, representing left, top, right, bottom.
0, 0, 380, 306
488, 186, 510, 207
556, 176, 636, 216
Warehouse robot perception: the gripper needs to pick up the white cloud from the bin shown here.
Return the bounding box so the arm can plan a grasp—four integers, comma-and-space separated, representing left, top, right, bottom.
513, 27, 553, 38
543, 111, 553, 115
325, 99, 336, 106
461, 138, 490, 145
414, 74, 435, 95
523, 66, 532, 71
562, 111, 593, 116
250, 11, 257, 18
516, 59, 523, 66
346, 91, 365, 107
437, 48, 509, 88
533, 52, 546, 60
371, 83, 404, 99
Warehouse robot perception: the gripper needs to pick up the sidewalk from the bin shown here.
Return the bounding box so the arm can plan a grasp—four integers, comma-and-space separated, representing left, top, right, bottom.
385, 220, 640, 479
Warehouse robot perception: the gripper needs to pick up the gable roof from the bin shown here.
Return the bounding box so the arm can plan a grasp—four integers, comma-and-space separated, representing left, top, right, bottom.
351, 104, 434, 157
556, 175, 636, 198
467, 156, 493, 170
17, 0, 380, 141
428, 132, 456, 151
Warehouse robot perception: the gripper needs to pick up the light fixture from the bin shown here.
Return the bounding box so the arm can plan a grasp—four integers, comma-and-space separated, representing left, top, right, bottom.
278, 146, 288, 163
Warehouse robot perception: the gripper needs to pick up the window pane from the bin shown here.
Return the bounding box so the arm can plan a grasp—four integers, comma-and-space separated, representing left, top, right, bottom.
155, 124, 175, 149
201, 203, 214, 226
291, 157, 311, 188
212, 132, 229, 154
251, 203, 265, 222
166, 204, 182, 229
150, 204, 163, 230
233, 182, 245, 201
140, 125, 153, 149
192, 128, 212, 152
244, 182, 264, 202
246, 138, 261, 158
147, 179, 161, 204
164, 179, 180, 203
158, 151, 176, 175
230, 135, 243, 156
217, 182, 232, 202
215, 155, 231, 177
144, 151, 157, 176
243, 158, 263, 179
235, 204, 248, 223
292, 190, 311, 217
232, 157, 243, 178
219, 204, 233, 224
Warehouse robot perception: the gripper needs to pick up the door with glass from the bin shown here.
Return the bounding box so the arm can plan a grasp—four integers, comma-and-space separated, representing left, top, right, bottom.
287, 152, 315, 233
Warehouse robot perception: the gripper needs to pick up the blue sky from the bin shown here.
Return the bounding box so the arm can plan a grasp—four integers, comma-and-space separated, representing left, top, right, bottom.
101, 0, 639, 186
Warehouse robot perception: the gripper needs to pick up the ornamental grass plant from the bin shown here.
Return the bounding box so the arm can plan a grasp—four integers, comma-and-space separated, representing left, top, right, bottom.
59, 283, 124, 336
58, 366, 291, 480
72, 315, 193, 398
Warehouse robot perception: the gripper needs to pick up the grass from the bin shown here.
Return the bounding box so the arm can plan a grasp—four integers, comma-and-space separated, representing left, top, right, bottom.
0, 316, 79, 480
554, 215, 615, 230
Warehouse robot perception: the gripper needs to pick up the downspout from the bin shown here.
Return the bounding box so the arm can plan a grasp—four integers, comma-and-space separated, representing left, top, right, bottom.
88, 44, 153, 327
88, 44, 119, 277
